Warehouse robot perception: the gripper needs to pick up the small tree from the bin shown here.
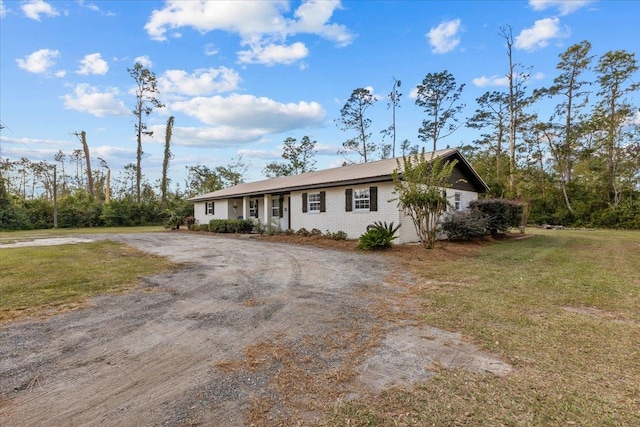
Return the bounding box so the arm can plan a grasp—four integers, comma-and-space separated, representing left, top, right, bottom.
392, 151, 457, 249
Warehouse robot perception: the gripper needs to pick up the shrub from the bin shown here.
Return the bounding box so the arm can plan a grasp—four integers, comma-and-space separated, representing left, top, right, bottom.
325, 230, 348, 241
357, 221, 401, 250
190, 224, 201, 231
310, 228, 322, 236
468, 198, 523, 236
284, 228, 295, 235
296, 227, 310, 237
209, 219, 253, 233
199, 223, 210, 232
184, 216, 196, 228
441, 211, 488, 241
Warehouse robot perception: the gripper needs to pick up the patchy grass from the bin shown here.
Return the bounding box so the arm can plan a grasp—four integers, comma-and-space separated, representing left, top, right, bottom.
320, 229, 640, 426
0, 226, 165, 245
0, 240, 177, 322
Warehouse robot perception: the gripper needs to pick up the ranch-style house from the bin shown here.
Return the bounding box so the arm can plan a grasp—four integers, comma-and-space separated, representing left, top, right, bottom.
188, 148, 490, 244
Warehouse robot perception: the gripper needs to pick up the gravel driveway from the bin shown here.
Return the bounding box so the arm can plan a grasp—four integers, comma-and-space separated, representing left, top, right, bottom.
0, 233, 510, 426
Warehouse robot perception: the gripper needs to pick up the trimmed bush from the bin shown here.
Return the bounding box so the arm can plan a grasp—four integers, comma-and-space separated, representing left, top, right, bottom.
310, 228, 322, 236
468, 198, 523, 236
441, 211, 488, 241
296, 227, 310, 237
357, 221, 401, 250
209, 219, 253, 233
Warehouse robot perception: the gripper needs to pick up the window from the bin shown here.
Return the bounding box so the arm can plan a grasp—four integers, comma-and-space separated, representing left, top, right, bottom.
249, 199, 258, 218
308, 193, 321, 212
353, 188, 370, 211
454, 192, 462, 211
346, 187, 377, 212
303, 192, 325, 213
205, 201, 214, 215
271, 198, 280, 217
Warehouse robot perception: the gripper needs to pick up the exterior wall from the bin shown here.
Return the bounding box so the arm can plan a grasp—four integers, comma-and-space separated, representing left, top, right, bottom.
192, 185, 479, 244
289, 182, 403, 241
193, 199, 231, 226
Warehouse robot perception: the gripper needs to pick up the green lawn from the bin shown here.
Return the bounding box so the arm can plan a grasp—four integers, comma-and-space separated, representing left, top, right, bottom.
0, 237, 177, 321
323, 229, 640, 426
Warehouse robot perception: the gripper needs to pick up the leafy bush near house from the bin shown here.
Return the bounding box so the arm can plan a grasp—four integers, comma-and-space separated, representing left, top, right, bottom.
296, 227, 310, 237
324, 230, 348, 241
469, 198, 523, 236
441, 210, 489, 241
357, 221, 401, 251
209, 219, 253, 233
199, 223, 209, 232
310, 228, 322, 236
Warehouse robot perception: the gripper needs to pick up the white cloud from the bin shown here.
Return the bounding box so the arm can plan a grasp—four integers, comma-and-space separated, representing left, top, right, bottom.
204, 43, 219, 56
158, 67, 241, 96
408, 86, 419, 100
427, 18, 462, 54
77, 53, 109, 75
21, 0, 58, 20
144, 0, 354, 65
238, 41, 309, 65
148, 125, 267, 147
166, 94, 326, 146
472, 75, 509, 87
134, 55, 153, 68
61, 84, 129, 117
15, 48, 60, 74
1, 0, 10, 18
529, 0, 594, 15
515, 17, 567, 51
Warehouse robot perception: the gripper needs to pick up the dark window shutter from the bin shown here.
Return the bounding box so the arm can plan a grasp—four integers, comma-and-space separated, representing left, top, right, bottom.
302, 193, 307, 213
279, 196, 284, 218
204, 203, 208, 215
369, 186, 377, 211
212, 201, 215, 215
255, 200, 259, 218
320, 191, 326, 212
345, 188, 352, 212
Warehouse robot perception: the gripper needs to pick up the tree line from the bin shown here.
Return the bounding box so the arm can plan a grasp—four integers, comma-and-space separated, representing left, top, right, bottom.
1, 36, 638, 230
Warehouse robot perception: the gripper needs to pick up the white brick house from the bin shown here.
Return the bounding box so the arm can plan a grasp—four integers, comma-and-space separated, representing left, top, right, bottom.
188, 148, 489, 244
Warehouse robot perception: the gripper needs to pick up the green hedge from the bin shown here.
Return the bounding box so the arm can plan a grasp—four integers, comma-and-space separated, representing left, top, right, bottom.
208, 219, 254, 233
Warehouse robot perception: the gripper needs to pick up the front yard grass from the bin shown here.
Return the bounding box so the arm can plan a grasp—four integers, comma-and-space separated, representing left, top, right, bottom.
323, 229, 640, 426
0, 240, 177, 322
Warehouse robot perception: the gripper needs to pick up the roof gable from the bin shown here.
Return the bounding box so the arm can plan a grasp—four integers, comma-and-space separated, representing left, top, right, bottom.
188, 148, 489, 201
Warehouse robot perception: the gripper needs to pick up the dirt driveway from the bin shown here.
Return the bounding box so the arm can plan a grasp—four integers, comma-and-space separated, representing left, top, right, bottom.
0, 233, 510, 426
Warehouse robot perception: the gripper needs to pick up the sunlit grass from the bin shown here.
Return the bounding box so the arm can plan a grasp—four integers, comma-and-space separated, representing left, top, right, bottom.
0, 239, 177, 321
323, 229, 640, 426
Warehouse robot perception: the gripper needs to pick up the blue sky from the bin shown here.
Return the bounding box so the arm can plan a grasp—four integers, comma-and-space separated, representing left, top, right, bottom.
1, 0, 638, 187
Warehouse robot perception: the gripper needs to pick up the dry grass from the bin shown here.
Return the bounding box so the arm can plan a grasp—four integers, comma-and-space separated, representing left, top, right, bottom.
235, 230, 640, 426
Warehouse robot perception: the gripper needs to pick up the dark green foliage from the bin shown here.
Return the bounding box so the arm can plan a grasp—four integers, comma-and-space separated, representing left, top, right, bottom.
469, 198, 523, 235
57, 190, 103, 228
310, 228, 322, 236
357, 221, 401, 250
208, 219, 254, 233
441, 211, 489, 241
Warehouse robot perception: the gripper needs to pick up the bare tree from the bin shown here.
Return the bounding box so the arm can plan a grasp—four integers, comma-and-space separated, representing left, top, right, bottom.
74, 131, 94, 196
161, 116, 175, 207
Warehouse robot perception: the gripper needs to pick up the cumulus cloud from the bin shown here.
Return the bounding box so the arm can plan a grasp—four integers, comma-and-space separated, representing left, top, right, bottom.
204, 43, 219, 56
529, 0, 594, 15
515, 17, 567, 51
134, 55, 153, 68
162, 94, 326, 146
238, 41, 309, 65
21, 0, 58, 20
427, 18, 462, 54
158, 67, 241, 96
61, 84, 129, 117
144, 0, 354, 66
15, 48, 60, 74
77, 53, 109, 75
